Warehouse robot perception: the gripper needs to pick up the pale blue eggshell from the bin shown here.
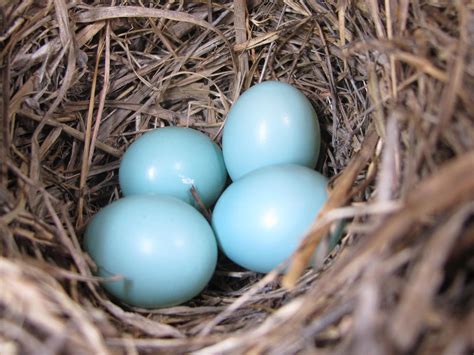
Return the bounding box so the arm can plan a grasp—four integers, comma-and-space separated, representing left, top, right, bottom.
223, 81, 320, 181
84, 195, 217, 308
119, 127, 227, 208
212, 164, 328, 273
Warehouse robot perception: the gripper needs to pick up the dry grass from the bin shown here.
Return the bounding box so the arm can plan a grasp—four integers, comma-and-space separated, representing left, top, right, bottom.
1, 1, 473, 354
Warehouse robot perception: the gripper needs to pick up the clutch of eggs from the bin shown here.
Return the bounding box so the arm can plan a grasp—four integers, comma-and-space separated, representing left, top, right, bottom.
83, 81, 339, 309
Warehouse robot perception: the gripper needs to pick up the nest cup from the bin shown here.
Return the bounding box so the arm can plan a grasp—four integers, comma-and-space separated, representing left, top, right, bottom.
1, 1, 473, 354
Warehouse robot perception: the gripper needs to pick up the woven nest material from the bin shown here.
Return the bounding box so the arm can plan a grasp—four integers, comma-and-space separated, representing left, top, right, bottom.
1, 1, 474, 354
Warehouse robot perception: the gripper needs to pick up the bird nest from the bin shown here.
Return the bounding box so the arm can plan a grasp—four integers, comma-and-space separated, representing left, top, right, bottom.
1, 1, 473, 354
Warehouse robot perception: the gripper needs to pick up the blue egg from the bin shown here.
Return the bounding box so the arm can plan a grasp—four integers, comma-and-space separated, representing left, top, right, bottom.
212, 164, 328, 273
84, 195, 217, 308
119, 127, 227, 208
223, 81, 320, 181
